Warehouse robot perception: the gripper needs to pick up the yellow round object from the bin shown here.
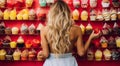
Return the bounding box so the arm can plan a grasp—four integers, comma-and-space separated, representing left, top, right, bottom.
13, 49, 21, 60
80, 24, 85, 35
116, 38, 120, 48
0, 49, 6, 60
12, 27, 19, 35
10, 41, 17, 48
10, 9, 16, 20
17, 37, 24, 43
72, 9, 79, 20
23, 14, 29, 20
95, 49, 102, 61
17, 14, 23, 20
81, 10, 88, 21
4, 9, 10, 20
86, 24, 93, 30
103, 49, 111, 60
26, 0, 33, 7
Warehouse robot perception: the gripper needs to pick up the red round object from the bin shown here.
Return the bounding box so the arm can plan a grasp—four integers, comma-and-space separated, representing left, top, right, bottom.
32, 39, 40, 48
7, 0, 15, 8
94, 28, 99, 34
92, 39, 100, 48
15, 0, 24, 7
25, 40, 31, 45
36, 8, 47, 21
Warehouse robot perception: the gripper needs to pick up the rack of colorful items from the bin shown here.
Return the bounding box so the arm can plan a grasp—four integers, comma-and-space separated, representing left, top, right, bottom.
0, 0, 51, 61
0, 0, 120, 62
71, 0, 120, 61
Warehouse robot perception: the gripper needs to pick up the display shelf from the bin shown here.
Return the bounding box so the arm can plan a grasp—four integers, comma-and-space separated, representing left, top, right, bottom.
0, 20, 38, 21
0, 19, 119, 22
0, 6, 37, 9
90, 20, 118, 22
0, 47, 42, 49
83, 33, 120, 36
88, 47, 120, 49
0, 0, 120, 66
0, 33, 40, 36
0, 60, 44, 62
0, 19, 45, 21
77, 59, 120, 62
1, 59, 120, 62
102, 34, 120, 36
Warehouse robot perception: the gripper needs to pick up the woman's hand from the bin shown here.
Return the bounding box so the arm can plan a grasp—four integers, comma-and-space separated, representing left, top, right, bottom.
89, 30, 101, 40
37, 51, 45, 61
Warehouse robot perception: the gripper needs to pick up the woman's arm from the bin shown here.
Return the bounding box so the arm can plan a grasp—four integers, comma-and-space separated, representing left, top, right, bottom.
76, 27, 100, 56
40, 27, 50, 59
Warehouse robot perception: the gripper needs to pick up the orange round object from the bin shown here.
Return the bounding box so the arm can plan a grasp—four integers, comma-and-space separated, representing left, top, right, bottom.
101, 42, 108, 48
25, 40, 32, 48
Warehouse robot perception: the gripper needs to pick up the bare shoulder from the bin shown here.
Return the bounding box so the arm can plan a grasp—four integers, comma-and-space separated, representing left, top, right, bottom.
70, 25, 82, 35
41, 26, 48, 35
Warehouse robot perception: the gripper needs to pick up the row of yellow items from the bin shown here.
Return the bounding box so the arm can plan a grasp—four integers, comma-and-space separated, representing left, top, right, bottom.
87, 49, 113, 61
0, 8, 36, 20
72, 9, 120, 21
0, 49, 43, 61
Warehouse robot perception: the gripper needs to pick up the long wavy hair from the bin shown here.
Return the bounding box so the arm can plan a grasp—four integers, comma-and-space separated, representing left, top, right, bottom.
47, 0, 73, 54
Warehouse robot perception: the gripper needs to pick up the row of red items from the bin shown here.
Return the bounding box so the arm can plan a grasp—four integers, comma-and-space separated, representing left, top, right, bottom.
1, 0, 119, 9
0, 48, 43, 61
0, 36, 41, 48
0, 0, 56, 8
0, 0, 34, 8
65, 0, 120, 8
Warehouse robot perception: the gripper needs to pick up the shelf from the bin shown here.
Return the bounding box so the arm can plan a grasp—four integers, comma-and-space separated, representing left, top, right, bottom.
0, 58, 120, 62
77, 59, 120, 62
74, 19, 119, 22
0, 46, 42, 49
0, 33, 40, 36
0, 19, 40, 21
0, 60, 44, 62
89, 20, 118, 22
0, 7, 36, 9
83, 34, 120, 36
88, 47, 120, 49
0, 19, 43, 21
0, 19, 119, 22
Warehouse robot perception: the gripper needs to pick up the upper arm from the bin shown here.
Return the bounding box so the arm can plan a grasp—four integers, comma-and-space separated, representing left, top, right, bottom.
40, 27, 49, 58
76, 27, 85, 56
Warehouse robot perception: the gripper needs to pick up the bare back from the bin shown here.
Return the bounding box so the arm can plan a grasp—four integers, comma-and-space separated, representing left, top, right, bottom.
43, 25, 83, 53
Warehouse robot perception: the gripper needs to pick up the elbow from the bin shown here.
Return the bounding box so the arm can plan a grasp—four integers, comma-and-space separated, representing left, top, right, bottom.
43, 53, 49, 58
77, 51, 85, 57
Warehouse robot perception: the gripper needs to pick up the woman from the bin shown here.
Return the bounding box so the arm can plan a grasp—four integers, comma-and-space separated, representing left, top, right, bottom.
40, 0, 100, 66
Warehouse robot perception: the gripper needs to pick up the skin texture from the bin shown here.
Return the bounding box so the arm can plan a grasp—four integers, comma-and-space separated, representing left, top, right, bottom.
40, 25, 100, 59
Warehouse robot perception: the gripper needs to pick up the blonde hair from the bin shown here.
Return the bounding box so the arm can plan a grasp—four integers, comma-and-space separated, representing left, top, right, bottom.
47, 0, 73, 54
